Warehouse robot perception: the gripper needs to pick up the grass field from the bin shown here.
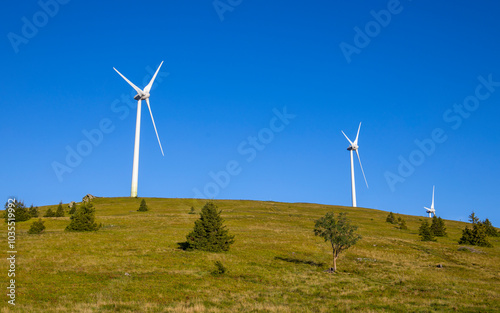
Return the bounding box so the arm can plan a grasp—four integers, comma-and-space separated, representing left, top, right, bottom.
1, 197, 499, 312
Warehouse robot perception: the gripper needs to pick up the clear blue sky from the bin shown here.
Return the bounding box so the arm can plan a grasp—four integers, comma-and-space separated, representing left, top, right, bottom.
2, 0, 500, 226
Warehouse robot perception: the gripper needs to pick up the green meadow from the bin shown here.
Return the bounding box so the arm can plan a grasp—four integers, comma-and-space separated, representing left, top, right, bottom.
1, 197, 499, 312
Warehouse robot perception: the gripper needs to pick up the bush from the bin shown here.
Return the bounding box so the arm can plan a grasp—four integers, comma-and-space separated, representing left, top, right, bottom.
44, 208, 55, 217
459, 224, 492, 247
65, 202, 100, 232
55, 202, 65, 217
482, 219, 499, 237
386, 212, 396, 224
4, 200, 31, 223
430, 216, 447, 237
188, 206, 196, 214
184, 201, 235, 252
28, 219, 46, 234
211, 261, 227, 275
418, 220, 435, 241
29, 205, 39, 218
137, 199, 148, 212
398, 217, 408, 230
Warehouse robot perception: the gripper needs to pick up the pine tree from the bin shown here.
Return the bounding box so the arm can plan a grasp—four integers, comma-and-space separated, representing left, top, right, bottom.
386, 212, 396, 224
4, 200, 31, 222
482, 219, 499, 237
468, 212, 479, 224
44, 208, 55, 217
398, 218, 408, 230
459, 223, 492, 247
137, 199, 148, 212
29, 205, 39, 218
431, 216, 447, 237
184, 201, 235, 252
419, 220, 435, 241
65, 202, 100, 232
28, 219, 46, 234
68, 204, 77, 215
55, 202, 65, 217
188, 206, 196, 214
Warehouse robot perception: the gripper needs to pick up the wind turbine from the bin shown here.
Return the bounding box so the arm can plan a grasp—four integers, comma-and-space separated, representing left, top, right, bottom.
113, 61, 165, 197
341, 122, 368, 207
424, 186, 436, 218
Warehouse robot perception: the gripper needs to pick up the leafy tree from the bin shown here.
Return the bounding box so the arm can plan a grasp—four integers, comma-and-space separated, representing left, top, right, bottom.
430, 216, 447, 237
44, 208, 55, 217
55, 202, 65, 217
4, 200, 31, 222
184, 201, 235, 252
481, 219, 499, 237
137, 199, 148, 212
65, 202, 100, 232
28, 219, 46, 234
314, 212, 361, 272
418, 220, 435, 241
29, 205, 39, 218
386, 212, 396, 224
459, 223, 492, 247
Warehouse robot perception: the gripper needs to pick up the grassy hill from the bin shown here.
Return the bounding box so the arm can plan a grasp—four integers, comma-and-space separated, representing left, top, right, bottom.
2, 197, 499, 312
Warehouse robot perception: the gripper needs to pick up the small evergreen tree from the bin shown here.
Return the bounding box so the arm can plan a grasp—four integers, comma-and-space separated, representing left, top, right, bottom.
314, 212, 361, 272
55, 202, 65, 217
44, 208, 55, 217
4, 200, 31, 222
189, 206, 196, 214
431, 216, 447, 237
386, 212, 396, 224
419, 220, 435, 241
211, 261, 227, 275
65, 202, 100, 232
482, 219, 499, 237
184, 201, 235, 252
137, 199, 148, 212
29, 205, 39, 218
468, 212, 479, 224
28, 219, 46, 234
68, 205, 77, 215
459, 223, 492, 247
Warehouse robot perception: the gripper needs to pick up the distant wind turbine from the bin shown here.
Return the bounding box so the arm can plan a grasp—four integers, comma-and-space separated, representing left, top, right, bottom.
341, 122, 368, 207
113, 61, 165, 197
424, 186, 436, 218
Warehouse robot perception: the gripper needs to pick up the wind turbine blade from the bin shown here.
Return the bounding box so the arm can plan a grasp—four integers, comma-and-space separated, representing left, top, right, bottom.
355, 150, 369, 188
114, 67, 144, 95
431, 186, 435, 210
144, 61, 164, 93
146, 98, 164, 156
341, 131, 354, 146
354, 122, 362, 145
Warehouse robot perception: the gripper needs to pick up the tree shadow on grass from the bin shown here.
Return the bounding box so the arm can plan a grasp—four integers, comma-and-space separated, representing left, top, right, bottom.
177, 241, 189, 250
274, 256, 325, 267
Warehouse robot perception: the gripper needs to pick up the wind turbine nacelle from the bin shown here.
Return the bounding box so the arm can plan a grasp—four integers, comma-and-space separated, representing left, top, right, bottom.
134, 93, 150, 100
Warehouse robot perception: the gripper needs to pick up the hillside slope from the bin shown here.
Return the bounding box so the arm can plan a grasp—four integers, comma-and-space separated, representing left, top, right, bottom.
2, 198, 499, 312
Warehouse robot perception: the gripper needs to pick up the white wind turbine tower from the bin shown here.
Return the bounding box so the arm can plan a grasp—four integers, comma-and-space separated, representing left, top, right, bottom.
341, 122, 368, 207
113, 61, 165, 197
424, 186, 436, 218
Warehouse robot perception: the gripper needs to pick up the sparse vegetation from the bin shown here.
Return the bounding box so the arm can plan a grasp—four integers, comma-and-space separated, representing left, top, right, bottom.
65, 202, 100, 232
314, 212, 361, 272
4, 197, 499, 312
183, 201, 235, 252
137, 199, 149, 212
28, 218, 46, 234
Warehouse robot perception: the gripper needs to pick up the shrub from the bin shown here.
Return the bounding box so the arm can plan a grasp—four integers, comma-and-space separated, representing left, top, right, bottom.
211, 261, 227, 275
314, 212, 361, 272
482, 219, 499, 237
65, 202, 100, 232
28, 219, 45, 234
184, 201, 235, 252
4, 200, 31, 223
137, 199, 148, 212
459, 223, 492, 247
398, 218, 408, 230
29, 205, 39, 218
44, 208, 55, 217
386, 212, 396, 224
418, 220, 435, 241
188, 206, 196, 214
